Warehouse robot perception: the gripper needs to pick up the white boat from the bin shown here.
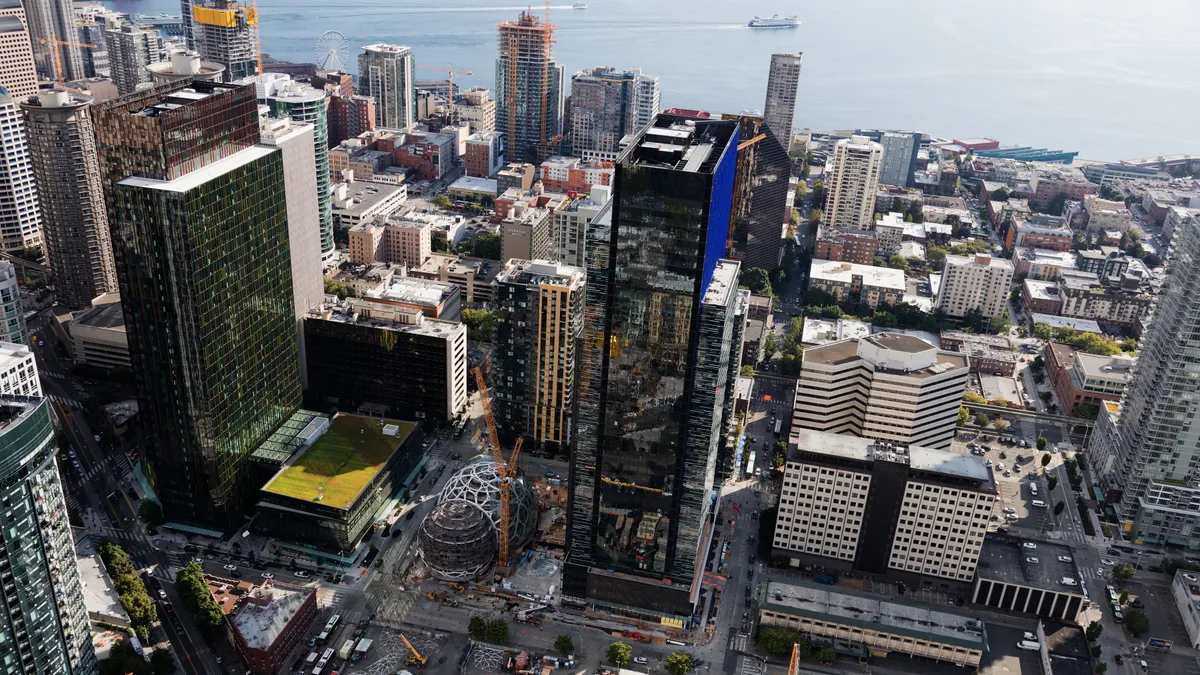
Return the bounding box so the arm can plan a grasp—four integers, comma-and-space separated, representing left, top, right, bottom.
748, 14, 800, 28
573, 3, 587, 8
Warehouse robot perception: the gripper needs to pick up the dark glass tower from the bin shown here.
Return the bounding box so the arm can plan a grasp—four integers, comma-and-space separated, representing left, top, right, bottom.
724, 114, 793, 269
565, 114, 740, 619
93, 81, 301, 530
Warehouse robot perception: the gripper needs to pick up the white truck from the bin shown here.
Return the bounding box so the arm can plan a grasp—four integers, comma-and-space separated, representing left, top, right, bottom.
338, 639, 355, 661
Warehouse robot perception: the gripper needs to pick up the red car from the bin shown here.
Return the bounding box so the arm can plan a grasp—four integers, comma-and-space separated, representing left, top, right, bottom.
1115, 655, 1124, 665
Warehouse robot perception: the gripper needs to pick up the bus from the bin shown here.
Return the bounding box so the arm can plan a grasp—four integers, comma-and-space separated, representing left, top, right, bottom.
745, 451, 757, 480
452, 417, 468, 439
774, 419, 783, 436
316, 614, 340, 644
312, 648, 334, 675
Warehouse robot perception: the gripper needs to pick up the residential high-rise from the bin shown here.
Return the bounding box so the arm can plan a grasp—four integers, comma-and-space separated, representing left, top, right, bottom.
565, 115, 740, 619
935, 254, 1015, 319
358, 44, 415, 130
550, 185, 611, 269
75, 18, 109, 78
762, 52, 802, 151
791, 334, 969, 450
493, 259, 584, 453
0, 1, 39, 101
1092, 215, 1200, 547
824, 135, 883, 230
724, 114, 793, 268
327, 92, 375, 146
20, 90, 119, 310
244, 74, 334, 258
311, 70, 352, 97
495, 11, 564, 163
22, 0, 83, 81
0, 262, 26, 343
189, 1, 259, 81
0, 345, 97, 674
93, 81, 302, 529
878, 131, 921, 187
569, 67, 659, 161
104, 21, 164, 95
0, 88, 41, 252
146, 48, 225, 86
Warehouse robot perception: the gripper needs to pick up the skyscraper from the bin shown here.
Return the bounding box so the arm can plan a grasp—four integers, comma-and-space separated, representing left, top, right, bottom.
0, 0, 39, 101
104, 20, 164, 95
189, 1, 259, 81
20, 90, 119, 309
0, 262, 26, 343
493, 259, 585, 453
1092, 215, 1200, 547
569, 66, 660, 161
565, 114, 740, 619
93, 81, 302, 529
762, 52, 802, 151
22, 0, 84, 81
495, 11, 564, 163
878, 131, 921, 187
824, 135, 883, 231
724, 114, 793, 268
358, 44, 415, 129
0, 88, 41, 252
0, 342, 97, 674
244, 73, 334, 258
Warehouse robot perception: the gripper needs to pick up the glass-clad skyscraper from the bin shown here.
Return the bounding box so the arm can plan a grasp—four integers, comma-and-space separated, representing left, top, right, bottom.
93, 81, 301, 530
565, 115, 740, 619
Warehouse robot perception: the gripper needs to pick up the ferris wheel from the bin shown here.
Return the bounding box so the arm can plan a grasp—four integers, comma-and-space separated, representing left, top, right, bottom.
314, 30, 350, 72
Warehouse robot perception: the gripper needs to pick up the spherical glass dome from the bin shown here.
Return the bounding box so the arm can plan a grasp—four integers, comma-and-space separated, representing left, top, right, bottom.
418, 499, 497, 581
436, 454, 538, 554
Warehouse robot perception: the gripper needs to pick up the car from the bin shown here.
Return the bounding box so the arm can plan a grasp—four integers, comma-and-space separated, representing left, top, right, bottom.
1016, 640, 1040, 651
215, 657, 222, 664
1032, 499, 1047, 508
1022, 545, 1036, 553
986, 460, 993, 467
1004, 471, 1012, 477
1101, 559, 1115, 565
1013, 465, 1022, 474
1003, 507, 1017, 514
1026, 557, 1039, 564
1057, 555, 1073, 563
157, 589, 167, 600
1023, 632, 1037, 641
1000, 452, 1008, 459
261, 573, 274, 580
1136, 549, 1148, 555
191, 557, 203, 564
223, 564, 238, 572
744, 597, 751, 607
93, 434, 100, 442
997, 463, 1005, 472
293, 571, 310, 579
1115, 655, 1123, 665
996, 527, 1009, 534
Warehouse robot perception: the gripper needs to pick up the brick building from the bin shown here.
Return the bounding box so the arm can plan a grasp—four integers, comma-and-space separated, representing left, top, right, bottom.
1046, 343, 1134, 416
1021, 279, 1062, 315
813, 229, 877, 266
538, 155, 613, 193
465, 130, 504, 178
219, 579, 317, 675
327, 94, 375, 147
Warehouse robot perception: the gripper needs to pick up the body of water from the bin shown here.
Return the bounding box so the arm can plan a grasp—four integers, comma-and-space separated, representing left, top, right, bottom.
105, 0, 1200, 160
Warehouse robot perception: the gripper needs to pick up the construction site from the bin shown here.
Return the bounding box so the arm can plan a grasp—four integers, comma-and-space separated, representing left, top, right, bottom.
494, 6, 564, 164
190, 1, 261, 80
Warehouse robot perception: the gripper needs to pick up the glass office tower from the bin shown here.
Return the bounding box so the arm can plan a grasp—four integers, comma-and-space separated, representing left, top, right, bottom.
93, 81, 301, 530
565, 115, 739, 619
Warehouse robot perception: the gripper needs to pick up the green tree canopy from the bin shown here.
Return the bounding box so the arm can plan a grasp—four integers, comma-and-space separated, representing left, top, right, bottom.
473, 232, 501, 260
1112, 563, 1135, 581
99, 640, 152, 675
1085, 622, 1103, 642
740, 267, 773, 296
138, 499, 164, 527
553, 635, 575, 655
816, 648, 838, 665
1041, 450, 1051, 464
1124, 610, 1151, 636
468, 616, 486, 639
740, 365, 755, 377
150, 648, 177, 675
664, 651, 694, 675
606, 642, 632, 667
485, 619, 509, 644
462, 309, 497, 343
756, 628, 800, 655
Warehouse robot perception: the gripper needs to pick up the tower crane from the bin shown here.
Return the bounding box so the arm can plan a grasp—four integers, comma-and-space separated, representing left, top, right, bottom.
473, 366, 523, 570
251, 0, 263, 75
36, 38, 95, 83
416, 63, 473, 118
789, 643, 800, 675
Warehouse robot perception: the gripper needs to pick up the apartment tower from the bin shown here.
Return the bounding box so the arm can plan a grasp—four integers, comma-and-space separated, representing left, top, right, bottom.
0, 88, 41, 252
824, 135, 883, 230
495, 10, 564, 163
935, 254, 1015, 319
22, 0, 83, 81
493, 259, 584, 453
0, 262, 25, 343
762, 52, 802, 151
0, 0, 39, 101
189, 1, 259, 81
358, 44, 415, 130
104, 21, 164, 95
566, 114, 740, 619
20, 90, 118, 309
792, 334, 970, 450
93, 81, 302, 529
569, 66, 660, 161
878, 131, 921, 188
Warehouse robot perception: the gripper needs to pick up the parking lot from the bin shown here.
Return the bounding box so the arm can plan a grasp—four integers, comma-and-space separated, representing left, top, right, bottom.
1118, 577, 1192, 650
979, 625, 1044, 675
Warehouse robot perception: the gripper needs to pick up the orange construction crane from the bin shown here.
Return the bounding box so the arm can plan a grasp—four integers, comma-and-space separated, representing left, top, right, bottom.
472, 367, 523, 569
788, 643, 800, 675
738, 133, 767, 151
252, 0, 262, 74
37, 38, 95, 83
415, 63, 473, 118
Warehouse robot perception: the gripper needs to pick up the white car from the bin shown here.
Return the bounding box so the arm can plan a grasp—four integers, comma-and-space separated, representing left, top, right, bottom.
223, 564, 238, 572
93, 434, 100, 442
1101, 559, 1116, 566
191, 557, 203, 564
1023, 632, 1037, 641
157, 589, 167, 600
1057, 555, 1073, 563
1003, 507, 1017, 514
633, 657, 649, 665
1026, 557, 1039, 564
1017, 640, 1040, 651
261, 573, 274, 580
293, 571, 310, 579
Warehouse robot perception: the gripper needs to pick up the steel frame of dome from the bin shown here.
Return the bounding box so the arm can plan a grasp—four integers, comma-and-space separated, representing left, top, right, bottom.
418, 499, 497, 581
437, 454, 537, 554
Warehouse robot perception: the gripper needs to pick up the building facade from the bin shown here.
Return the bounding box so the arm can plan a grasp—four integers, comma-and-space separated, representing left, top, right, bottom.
465, 130, 504, 178
358, 44, 415, 130
936, 254, 1015, 319
500, 205, 552, 263
22, 0, 83, 81
1012, 247, 1076, 281
550, 186, 610, 269
565, 115, 739, 619
20, 90, 118, 309
455, 86, 495, 132
94, 81, 302, 529
493, 259, 584, 452
725, 114, 792, 269
813, 230, 877, 266
878, 131, 921, 188
0, 1, 38, 101
0, 88, 40, 252
326, 92, 374, 147
1057, 270, 1152, 328
825, 135, 883, 231
569, 66, 659, 161
190, 1, 259, 81
792, 334, 969, 450
495, 11, 564, 163
1045, 343, 1132, 416
762, 53, 802, 151
0, 262, 24, 344
808, 259, 905, 310
539, 155, 613, 193
228, 582, 317, 675
104, 21, 163, 95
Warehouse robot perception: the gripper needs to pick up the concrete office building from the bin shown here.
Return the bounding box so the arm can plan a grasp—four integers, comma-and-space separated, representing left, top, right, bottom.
792, 334, 969, 450
331, 180, 408, 232
104, 21, 163, 95
973, 535, 1087, 623
303, 298, 467, 422
0, 342, 38, 396
0, 89, 41, 252
500, 203, 552, 264
565, 114, 740, 620
0, 1, 39, 101
878, 131, 921, 188
762, 53, 802, 151
940, 331, 1017, 376
190, 1, 259, 82
94, 81, 303, 530
347, 216, 431, 268
551, 185, 611, 269
455, 86, 495, 133
825, 135, 883, 231
358, 44, 414, 130
936, 254, 1015, 319
20, 90, 118, 309
0, 262, 25, 344
569, 66, 659, 161
773, 432, 993, 583
23, 0, 83, 81
492, 259, 584, 452
495, 10, 564, 163
67, 299, 129, 370
1173, 570, 1200, 649
759, 579, 986, 668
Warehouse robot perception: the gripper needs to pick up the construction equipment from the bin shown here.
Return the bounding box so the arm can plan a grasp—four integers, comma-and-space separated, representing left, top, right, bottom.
36, 38, 95, 83
252, 0, 262, 74
738, 133, 767, 151
788, 643, 799, 675
398, 632, 427, 665
415, 63, 473, 117
473, 366, 523, 569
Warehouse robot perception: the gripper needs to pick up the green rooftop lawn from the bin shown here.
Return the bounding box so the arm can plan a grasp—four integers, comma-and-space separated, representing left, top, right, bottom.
262, 415, 415, 510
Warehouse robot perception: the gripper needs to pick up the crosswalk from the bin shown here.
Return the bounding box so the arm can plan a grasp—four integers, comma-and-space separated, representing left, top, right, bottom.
728, 634, 748, 653
77, 453, 132, 483
49, 394, 82, 410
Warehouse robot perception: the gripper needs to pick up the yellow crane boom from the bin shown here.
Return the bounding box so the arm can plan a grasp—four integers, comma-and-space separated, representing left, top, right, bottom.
416, 63, 472, 118
788, 643, 799, 675
37, 38, 96, 83
398, 632, 427, 665
472, 367, 523, 569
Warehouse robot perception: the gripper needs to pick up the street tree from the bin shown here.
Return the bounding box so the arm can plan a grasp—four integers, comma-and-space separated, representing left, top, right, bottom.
664, 651, 694, 675
1096, 664, 1108, 675
150, 649, 177, 675
1124, 610, 1151, 636
1119, 589, 1129, 605
485, 619, 509, 644
1037, 437, 1048, 451
1054, 501, 1065, 515
468, 616, 486, 639
553, 635, 575, 655
1085, 622, 1103, 642
606, 642, 632, 667
1112, 564, 1135, 581
958, 407, 970, 426
740, 267, 772, 296
816, 648, 838, 665
756, 628, 800, 655
1047, 476, 1058, 491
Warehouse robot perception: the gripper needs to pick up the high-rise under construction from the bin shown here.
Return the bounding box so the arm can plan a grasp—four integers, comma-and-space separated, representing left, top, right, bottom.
186, 0, 259, 81
495, 10, 564, 164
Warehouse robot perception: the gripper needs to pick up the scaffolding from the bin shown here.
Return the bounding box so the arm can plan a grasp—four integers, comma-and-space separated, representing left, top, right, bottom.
191, 2, 259, 80
418, 500, 496, 581
496, 8, 557, 163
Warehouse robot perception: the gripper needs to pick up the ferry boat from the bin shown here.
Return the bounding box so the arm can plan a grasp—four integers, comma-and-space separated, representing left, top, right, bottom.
573, 3, 587, 8
748, 15, 800, 28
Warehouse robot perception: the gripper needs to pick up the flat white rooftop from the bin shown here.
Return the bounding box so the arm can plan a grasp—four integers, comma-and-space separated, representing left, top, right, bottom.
118, 145, 277, 194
